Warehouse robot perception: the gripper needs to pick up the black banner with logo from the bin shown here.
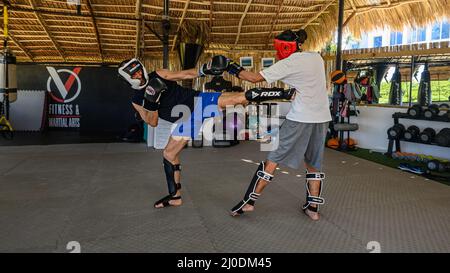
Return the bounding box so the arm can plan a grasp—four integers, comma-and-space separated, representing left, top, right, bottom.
17, 65, 136, 135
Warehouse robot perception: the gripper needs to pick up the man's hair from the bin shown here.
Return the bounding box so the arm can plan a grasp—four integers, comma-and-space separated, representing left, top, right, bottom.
276, 29, 307, 44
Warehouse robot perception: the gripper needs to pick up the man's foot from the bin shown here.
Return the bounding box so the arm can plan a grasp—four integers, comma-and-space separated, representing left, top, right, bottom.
154, 195, 182, 208
303, 207, 320, 221
230, 203, 254, 217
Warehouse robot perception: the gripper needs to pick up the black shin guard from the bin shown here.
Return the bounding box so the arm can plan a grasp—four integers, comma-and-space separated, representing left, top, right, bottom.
231, 162, 273, 215
163, 158, 181, 196
302, 172, 325, 213
245, 87, 295, 103
154, 158, 182, 208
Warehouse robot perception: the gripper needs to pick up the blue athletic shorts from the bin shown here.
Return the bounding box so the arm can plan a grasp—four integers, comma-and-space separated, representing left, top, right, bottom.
171, 92, 222, 139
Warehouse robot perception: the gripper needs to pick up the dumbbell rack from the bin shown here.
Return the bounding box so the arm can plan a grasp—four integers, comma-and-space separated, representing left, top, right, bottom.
386, 112, 450, 156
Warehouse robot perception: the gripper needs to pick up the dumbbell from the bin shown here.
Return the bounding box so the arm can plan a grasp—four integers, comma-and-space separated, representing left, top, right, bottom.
423, 104, 440, 119
387, 124, 405, 140
403, 125, 420, 141
407, 105, 422, 118
439, 104, 450, 120
419, 127, 436, 144
427, 160, 450, 173
435, 128, 450, 147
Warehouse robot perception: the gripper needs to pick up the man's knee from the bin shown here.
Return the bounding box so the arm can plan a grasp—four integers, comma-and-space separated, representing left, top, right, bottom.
264, 160, 278, 174
163, 149, 176, 162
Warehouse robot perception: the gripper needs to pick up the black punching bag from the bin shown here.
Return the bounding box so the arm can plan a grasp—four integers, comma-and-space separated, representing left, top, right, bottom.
389, 66, 402, 105
418, 63, 431, 106
178, 43, 203, 147
178, 43, 203, 89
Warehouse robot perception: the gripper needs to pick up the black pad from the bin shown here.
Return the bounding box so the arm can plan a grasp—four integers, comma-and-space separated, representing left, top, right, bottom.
163, 158, 181, 196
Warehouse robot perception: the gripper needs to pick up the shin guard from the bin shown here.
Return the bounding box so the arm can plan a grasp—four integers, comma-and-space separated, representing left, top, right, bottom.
163, 158, 181, 196
302, 172, 325, 212
231, 162, 273, 215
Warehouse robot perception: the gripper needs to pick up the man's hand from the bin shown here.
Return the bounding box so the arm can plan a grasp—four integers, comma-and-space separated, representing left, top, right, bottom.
198, 55, 229, 77
226, 58, 245, 78
142, 77, 167, 111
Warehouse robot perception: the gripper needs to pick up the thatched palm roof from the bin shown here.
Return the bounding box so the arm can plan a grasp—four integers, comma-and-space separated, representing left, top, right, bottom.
1, 0, 449, 63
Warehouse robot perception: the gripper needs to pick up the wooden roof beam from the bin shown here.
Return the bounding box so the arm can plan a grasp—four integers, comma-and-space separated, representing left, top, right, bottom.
28, 0, 65, 61
302, 0, 336, 29
345, 0, 431, 14
86, 0, 104, 62
234, 0, 253, 47
209, 0, 213, 29
266, 0, 284, 49
0, 28, 34, 61
171, 0, 190, 51
135, 0, 143, 58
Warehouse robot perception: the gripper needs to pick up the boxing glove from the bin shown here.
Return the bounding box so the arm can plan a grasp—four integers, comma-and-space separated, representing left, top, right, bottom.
226, 59, 245, 78
198, 55, 229, 77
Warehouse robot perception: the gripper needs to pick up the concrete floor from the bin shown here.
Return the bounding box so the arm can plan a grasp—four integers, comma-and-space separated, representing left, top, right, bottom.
1, 141, 449, 253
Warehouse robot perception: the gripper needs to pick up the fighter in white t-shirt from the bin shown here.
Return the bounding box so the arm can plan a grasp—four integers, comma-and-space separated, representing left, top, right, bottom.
226, 29, 331, 221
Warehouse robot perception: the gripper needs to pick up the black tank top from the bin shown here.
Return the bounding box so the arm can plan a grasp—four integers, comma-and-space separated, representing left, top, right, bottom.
149, 71, 200, 123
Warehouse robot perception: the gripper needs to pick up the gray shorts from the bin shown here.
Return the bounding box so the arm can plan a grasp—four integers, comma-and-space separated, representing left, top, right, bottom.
267, 119, 329, 170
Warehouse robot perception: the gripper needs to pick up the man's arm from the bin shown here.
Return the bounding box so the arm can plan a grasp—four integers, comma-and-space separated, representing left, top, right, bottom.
238, 70, 266, 83
155, 68, 199, 81
132, 103, 159, 127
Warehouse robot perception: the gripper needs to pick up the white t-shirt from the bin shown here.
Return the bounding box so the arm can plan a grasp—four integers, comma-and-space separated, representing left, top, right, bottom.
260, 52, 332, 123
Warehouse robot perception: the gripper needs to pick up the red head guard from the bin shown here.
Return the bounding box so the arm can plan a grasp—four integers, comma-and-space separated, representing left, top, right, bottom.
274, 39, 298, 60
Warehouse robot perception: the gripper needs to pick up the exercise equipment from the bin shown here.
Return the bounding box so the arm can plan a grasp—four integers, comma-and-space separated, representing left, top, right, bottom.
423, 104, 440, 119
387, 124, 405, 140
326, 137, 339, 149
407, 105, 422, 118
434, 128, 450, 147
417, 63, 431, 106
419, 127, 436, 144
427, 160, 450, 173
403, 125, 420, 141
204, 76, 232, 92
330, 70, 346, 85
388, 66, 402, 105
333, 123, 359, 131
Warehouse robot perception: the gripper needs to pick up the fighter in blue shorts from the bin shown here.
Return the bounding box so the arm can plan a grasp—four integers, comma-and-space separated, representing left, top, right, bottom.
118, 56, 294, 209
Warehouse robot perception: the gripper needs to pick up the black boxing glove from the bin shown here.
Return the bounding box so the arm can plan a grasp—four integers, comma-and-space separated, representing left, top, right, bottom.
143, 77, 168, 104
198, 55, 229, 77
226, 59, 245, 78
132, 77, 167, 112
131, 89, 159, 111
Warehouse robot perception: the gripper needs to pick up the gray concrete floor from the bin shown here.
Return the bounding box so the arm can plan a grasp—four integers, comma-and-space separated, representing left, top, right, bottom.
1, 142, 449, 253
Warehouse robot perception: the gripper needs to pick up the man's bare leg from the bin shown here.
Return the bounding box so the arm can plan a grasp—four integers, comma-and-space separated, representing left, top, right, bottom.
231, 160, 278, 216
217, 93, 248, 110
303, 163, 322, 221
154, 136, 189, 208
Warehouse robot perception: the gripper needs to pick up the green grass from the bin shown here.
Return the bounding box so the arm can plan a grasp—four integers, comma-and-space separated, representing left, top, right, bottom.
378, 80, 450, 104
339, 148, 450, 186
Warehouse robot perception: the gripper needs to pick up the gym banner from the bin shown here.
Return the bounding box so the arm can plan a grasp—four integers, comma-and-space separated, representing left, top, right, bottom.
17, 65, 135, 133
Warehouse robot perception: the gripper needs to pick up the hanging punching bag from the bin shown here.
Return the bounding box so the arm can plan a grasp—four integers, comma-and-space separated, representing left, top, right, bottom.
0, 50, 17, 103
418, 63, 431, 106
388, 66, 402, 105
178, 43, 203, 89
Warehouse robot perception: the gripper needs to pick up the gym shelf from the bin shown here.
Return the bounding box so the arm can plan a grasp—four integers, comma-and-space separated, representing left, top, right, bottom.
392, 112, 450, 123
386, 112, 450, 156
